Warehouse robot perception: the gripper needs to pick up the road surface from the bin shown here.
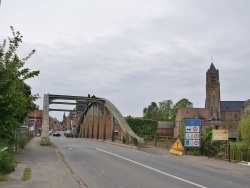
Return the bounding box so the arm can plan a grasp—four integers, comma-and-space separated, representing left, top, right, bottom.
51, 136, 249, 188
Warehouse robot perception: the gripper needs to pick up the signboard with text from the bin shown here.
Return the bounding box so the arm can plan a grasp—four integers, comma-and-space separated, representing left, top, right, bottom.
184, 119, 201, 147
212, 129, 229, 141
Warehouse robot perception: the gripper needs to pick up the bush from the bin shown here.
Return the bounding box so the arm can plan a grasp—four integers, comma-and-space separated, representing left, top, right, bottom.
230, 141, 249, 149
17, 133, 33, 150
126, 118, 158, 137
0, 174, 8, 181
187, 147, 201, 156
19, 134, 29, 149
0, 150, 15, 174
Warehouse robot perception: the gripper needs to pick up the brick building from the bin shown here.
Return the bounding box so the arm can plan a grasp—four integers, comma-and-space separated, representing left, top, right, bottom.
24, 110, 63, 132
24, 110, 43, 132
156, 121, 174, 137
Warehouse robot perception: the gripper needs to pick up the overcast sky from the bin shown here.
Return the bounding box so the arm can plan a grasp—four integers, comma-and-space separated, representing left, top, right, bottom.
1, 0, 250, 120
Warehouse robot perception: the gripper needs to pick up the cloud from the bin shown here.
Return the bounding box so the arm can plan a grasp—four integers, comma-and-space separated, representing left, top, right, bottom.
2, 0, 250, 119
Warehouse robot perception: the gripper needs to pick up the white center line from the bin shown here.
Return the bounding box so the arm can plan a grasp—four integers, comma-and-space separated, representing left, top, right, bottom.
96, 148, 207, 188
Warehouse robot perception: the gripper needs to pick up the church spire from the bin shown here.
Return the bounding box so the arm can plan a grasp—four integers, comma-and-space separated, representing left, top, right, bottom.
205, 60, 221, 119
209, 57, 217, 73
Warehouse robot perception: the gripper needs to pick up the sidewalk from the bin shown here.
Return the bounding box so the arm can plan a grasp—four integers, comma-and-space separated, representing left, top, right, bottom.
0, 137, 82, 188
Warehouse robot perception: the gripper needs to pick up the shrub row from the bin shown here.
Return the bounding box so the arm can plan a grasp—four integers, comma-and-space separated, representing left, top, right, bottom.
126, 118, 158, 137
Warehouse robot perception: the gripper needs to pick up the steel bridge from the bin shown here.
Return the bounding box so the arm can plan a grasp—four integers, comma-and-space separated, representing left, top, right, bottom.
40, 94, 144, 147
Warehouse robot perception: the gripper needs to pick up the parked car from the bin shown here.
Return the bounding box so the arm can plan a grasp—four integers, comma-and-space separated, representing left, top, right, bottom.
64, 130, 73, 138
53, 132, 61, 137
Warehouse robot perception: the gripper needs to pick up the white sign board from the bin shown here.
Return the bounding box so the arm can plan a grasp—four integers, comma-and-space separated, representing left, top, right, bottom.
185, 133, 200, 139
185, 126, 200, 133
185, 140, 200, 147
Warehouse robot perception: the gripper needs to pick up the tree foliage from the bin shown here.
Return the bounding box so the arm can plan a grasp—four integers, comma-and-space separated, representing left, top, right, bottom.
143, 98, 193, 121
126, 118, 158, 138
158, 100, 173, 121
171, 98, 193, 121
0, 26, 40, 145
202, 125, 214, 142
239, 115, 250, 144
143, 102, 160, 120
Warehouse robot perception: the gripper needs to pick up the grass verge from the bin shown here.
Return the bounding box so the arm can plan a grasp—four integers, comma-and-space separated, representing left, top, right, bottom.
22, 167, 31, 181
0, 174, 8, 181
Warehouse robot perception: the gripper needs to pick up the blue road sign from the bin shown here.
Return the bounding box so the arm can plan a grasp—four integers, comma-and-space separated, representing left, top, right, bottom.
184, 119, 201, 147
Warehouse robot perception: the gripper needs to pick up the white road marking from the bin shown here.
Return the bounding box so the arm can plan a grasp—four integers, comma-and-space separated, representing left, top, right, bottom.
96, 148, 207, 188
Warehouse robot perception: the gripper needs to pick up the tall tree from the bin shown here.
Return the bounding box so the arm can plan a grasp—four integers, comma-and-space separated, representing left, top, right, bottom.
158, 100, 173, 121
143, 98, 193, 121
143, 102, 160, 120
0, 26, 40, 145
171, 98, 193, 120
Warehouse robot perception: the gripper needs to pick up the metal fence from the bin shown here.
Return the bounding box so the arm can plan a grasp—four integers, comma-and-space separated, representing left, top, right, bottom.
203, 141, 250, 162
144, 138, 250, 162
230, 149, 250, 162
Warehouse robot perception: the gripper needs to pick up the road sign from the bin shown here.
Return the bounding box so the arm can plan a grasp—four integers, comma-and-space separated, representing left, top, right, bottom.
185, 140, 200, 147
169, 149, 183, 156
184, 119, 201, 147
185, 126, 200, 132
184, 119, 201, 126
170, 138, 184, 151
185, 133, 200, 139
169, 138, 184, 156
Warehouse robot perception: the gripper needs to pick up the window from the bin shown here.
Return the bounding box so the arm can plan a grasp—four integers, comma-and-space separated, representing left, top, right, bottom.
211, 75, 216, 84
29, 119, 35, 125
221, 113, 224, 120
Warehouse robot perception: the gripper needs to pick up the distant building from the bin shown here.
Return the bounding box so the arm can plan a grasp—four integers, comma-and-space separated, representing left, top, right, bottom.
174, 108, 209, 137
156, 121, 174, 137
24, 110, 63, 132
174, 63, 250, 140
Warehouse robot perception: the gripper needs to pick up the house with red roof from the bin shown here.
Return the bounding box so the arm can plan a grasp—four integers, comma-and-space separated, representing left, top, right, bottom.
24, 110, 63, 132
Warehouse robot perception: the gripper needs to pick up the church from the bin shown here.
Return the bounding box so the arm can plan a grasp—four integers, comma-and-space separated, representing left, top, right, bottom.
174, 63, 250, 140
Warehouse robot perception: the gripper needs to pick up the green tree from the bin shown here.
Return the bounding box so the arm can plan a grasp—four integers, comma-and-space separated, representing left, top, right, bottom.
202, 125, 214, 142
143, 98, 193, 121
143, 102, 160, 120
239, 115, 250, 144
171, 98, 193, 120
0, 26, 39, 145
158, 100, 173, 121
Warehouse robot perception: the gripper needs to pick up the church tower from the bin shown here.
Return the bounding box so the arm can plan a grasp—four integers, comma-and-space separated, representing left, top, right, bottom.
205, 63, 221, 118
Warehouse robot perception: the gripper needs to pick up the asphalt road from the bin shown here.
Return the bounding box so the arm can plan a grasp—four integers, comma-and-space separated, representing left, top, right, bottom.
51, 136, 250, 188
